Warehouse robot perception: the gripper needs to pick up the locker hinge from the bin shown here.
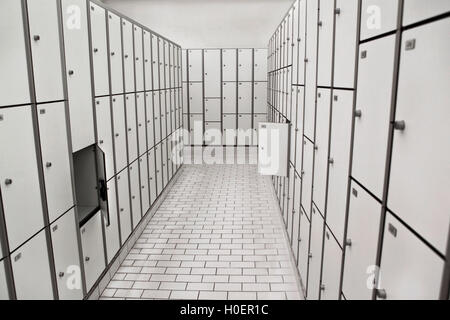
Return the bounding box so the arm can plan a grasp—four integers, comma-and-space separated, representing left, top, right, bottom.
405, 39, 416, 51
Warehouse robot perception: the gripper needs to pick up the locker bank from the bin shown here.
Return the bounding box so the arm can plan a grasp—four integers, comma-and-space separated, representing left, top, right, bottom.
0, 0, 449, 301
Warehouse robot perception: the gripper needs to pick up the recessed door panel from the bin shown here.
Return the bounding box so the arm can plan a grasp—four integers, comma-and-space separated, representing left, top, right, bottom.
90, 3, 109, 96
301, 140, 314, 217
360, 0, 399, 41
189, 82, 203, 114
126, 94, 138, 162
108, 12, 124, 95
112, 95, 127, 172
117, 170, 131, 242
205, 99, 221, 122
238, 49, 252, 82
321, 227, 342, 300
188, 49, 202, 82
136, 93, 147, 156
134, 26, 144, 92
238, 82, 252, 114
222, 49, 237, 82
254, 49, 267, 82
204, 49, 221, 97
129, 162, 142, 229
222, 82, 237, 114
103, 179, 120, 264
317, 0, 334, 87
253, 82, 267, 114
122, 20, 134, 93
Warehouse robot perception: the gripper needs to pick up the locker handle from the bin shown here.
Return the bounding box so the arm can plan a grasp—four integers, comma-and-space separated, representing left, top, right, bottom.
111, 52, 115, 56
354, 110, 362, 118
393, 121, 406, 131
45, 162, 52, 168
376, 289, 387, 300
68, 70, 74, 76
4, 179, 12, 186
33, 35, 40, 41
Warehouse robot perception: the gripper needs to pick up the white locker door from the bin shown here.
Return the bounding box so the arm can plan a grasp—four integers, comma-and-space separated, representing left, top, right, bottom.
80, 211, 105, 292
160, 91, 167, 139
126, 94, 138, 162
292, 174, 302, 260
301, 140, 314, 217
291, 1, 300, 85
299, 0, 308, 85
297, 212, 310, 283
342, 182, 381, 300
134, 26, 144, 92
237, 114, 252, 146
167, 139, 173, 181
254, 49, 267, 82
223, 82, 237, 114
334, 0, 359, 89
295, 87, 304, 170
182, 49, 187, 82
189, 82, 203, 114
0, 0, 30, 107
139, 155, 150, 214
252, 114, 267, 146
38, 102, 74, 223
151, 35, 160, 90
222, 49, 237, 82
155, 145, 163, 195
90, 3, 109, 97
308, 207, 324, 300
0, 106, 44, 251
204, 49, 221, 97
238, 82, 252, 114
403, 0, 450, 26
113, 96, 127, 172
253, 82, 267, 114
122, 20, 134, 93
326, 90, 353, 245
223, 114, 236, 146
352, 35, 395, 199
161, 141, 168, 187
317, 0, 334, 87
11, 230, 53, 299
360, 0, 399, 41
0, 261, 9, 299
50, 208, 83, 300
312, 89, 331, 215
287, 166, 295, 233
205, 99, 221, 122
378, 214, 444, 300
108, 12, 124, 95
103, 179, 120, 264
27, 0, 64, 102
146, 93, 155, 150
62, 0, 94, 152
321, 227, 342, 300
189, 114, 203, 146
148, 149, 157, 204
238, 49, 253, 82
164, 41, 170, 89
153, 92, 161, 143
136, 93, 147, 156
188, 50, 202, 82
182, 83, 189, 114
117, 170, 132, 241
129, 162, 142, 229
143, 31, 152, 91
95, 97, 115, 180
389, 19, 450, 254
205, 122, 221, 146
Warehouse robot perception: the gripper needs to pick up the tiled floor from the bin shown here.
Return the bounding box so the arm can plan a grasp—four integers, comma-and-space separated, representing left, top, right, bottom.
100, 163, 303, 300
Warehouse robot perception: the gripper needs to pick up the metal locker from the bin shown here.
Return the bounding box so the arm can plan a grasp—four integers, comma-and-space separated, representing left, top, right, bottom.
388, 19, 450, 254
62, 0, 95, 152
297, 0, 307, 85
122, 20, 134, 93
301, 140, 314, 217
321, 226, 342, 300
252, 114, 267, 146
222, 49, 237, 82
189, 82, 203, 114
222, 82, 237, 114
108, 12, 124, 95
182, 49, 188, 82
292, 174, 302, 259
308, 207, 324, 300
50, 208, 83, 300
147, 149, 157, 204
163, 41, 170, 89
117, 170, 132, 242
352, 35, 395, 200
254, 49, 267, 82
295, 87, 305, 171
11, 229, 53, 299
143, 31, 152, 91
205, 122, 221, 146
297, 211, 310, 283
90, 3, 109, 97
403, 0, 450, 26
170, 45, 176, 89
38, 102, 74, 223
377, 214, 445, 300
170, 90, 176, 132
183, 114, 189, 145
151, 35, 160, 90
293, 2, 301, 84
189, 114, 203, 146
166, 139, 174, 181
342, 182, 382, 300
95, 97, 115, 180
80, 211, 105, 292
136, 93, 147, 156
204, 50, 221, 97
129, 162, 142, 229
312, 89, 331, 215
237, 114, 252, 146
0, 260, 9, 299
0, 0, 30, 107
134, 26, 144, 92
253, 82, 267, 114
103, 178, 120, 264
238, 82, 252, 114
0, 106, 44, 251
205, 99, 221, 122
317, 0, 335, 87
360, 0, 398, 41
161, 141, 168, 187
153, 92, 161, 143
145, 93, 155, 150
27, 0, 64, 102
160, 91, 168, 139
126, 94, 138, 162
223, 114, 236, 146
289, 106, 297, 164
188, 49, 202, 82
287, 166, 295, 233
155, 145, 163, 195
182, 83, 189, 114
112, 96, 127, 172
238, 49, 252, 82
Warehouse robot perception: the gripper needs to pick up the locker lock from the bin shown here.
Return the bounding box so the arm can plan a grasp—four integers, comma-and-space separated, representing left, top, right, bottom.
318, 21, 323, 27
335, 8, 341, 15
354, 110, 362, 118
111, 52, 115, 56
125, 54, 129, 59
376, 289, 387, 300
328, 158, 334, 165
46, 162, 52, 168
85, 257, 90, 262
393, 120, 406, 131
94, 48, 98, 53
4, 179, 13, 186
320, 284, 326, 291
68, 70, 74, 76
58, 272, 65, 278
345, 239, 352, 247
33, 35, 40, 41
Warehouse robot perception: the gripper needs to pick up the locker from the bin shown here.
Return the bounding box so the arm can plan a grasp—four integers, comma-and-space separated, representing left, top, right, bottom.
238, 49, 252, 82
80, 211, 105, 292
117, 170, 132, 242
90, 3, 109, 96
182, 49, 188, 82
143, 31, 152, 91
205, 99, 221, 122
164, 41, 170, 89
352, 35, 395, 200
182, 83, 189, 114
237, 114, 252, 146
11, 229, 53, 299
145, 93, 155, 150
103, 179, 120, 264
321, 227, 342, 300
222, 49, 237, 82
204, 50, 221, 97
253, 114, 267, 146
295, 87, 304, 171
126, 94, 138, 162
0, 0, 30, 107
170, 90, 176, 133
312, 89, 331, 215
170, 45, 176, 88
297, 211, 310, 284
134, 26, 144, 92
112, 96, 127, 172
287, 166, 295, 232
238, 82, 252, 114
38, 102, 74, 223
403, 0, 450, 26
189, 82, 203, 114
326, 90, 354, 245
308, 207, 324, 300
289, 106, 297, 164
286, 12, 293, 66
108, 12, 124, 95
223, 114, 236, 146
122, 20, 134, 93
167, 139, 174, 181
136, 93, 147, 156
301, 140, 314, 217
360, 0, 399, 41
296, 0, 307, 85
334, 0, 358, 89
95, 97, 115, 180
161, 141, 168, 187
129, 162, 142, 229
388, 19, 450, 254
151, 35, 160, 90
222, 82, 237, 114
205, 122, 221, 146
155, 145, 163, 195
342, 182, 382, 300
291, 174, 302, 260
153, 92, 161, 143
253, 82, 267, 114
0, 106, 44, 251
254, 49, 267, 82
160, 91, 168, 139
0, 260, 9, 300
317, 0, 334, 87
27, 0, 64, 102
147, 149, 157, 204
188, 50, 202, 82
377, 214, 444, 300
62, 0, 95, 152
50, 208, 83, 300
189, 114, 203, 146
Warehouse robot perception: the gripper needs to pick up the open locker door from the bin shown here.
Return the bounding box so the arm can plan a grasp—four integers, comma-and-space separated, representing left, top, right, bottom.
96, 146, 110, 227
258, 122, 290, 177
